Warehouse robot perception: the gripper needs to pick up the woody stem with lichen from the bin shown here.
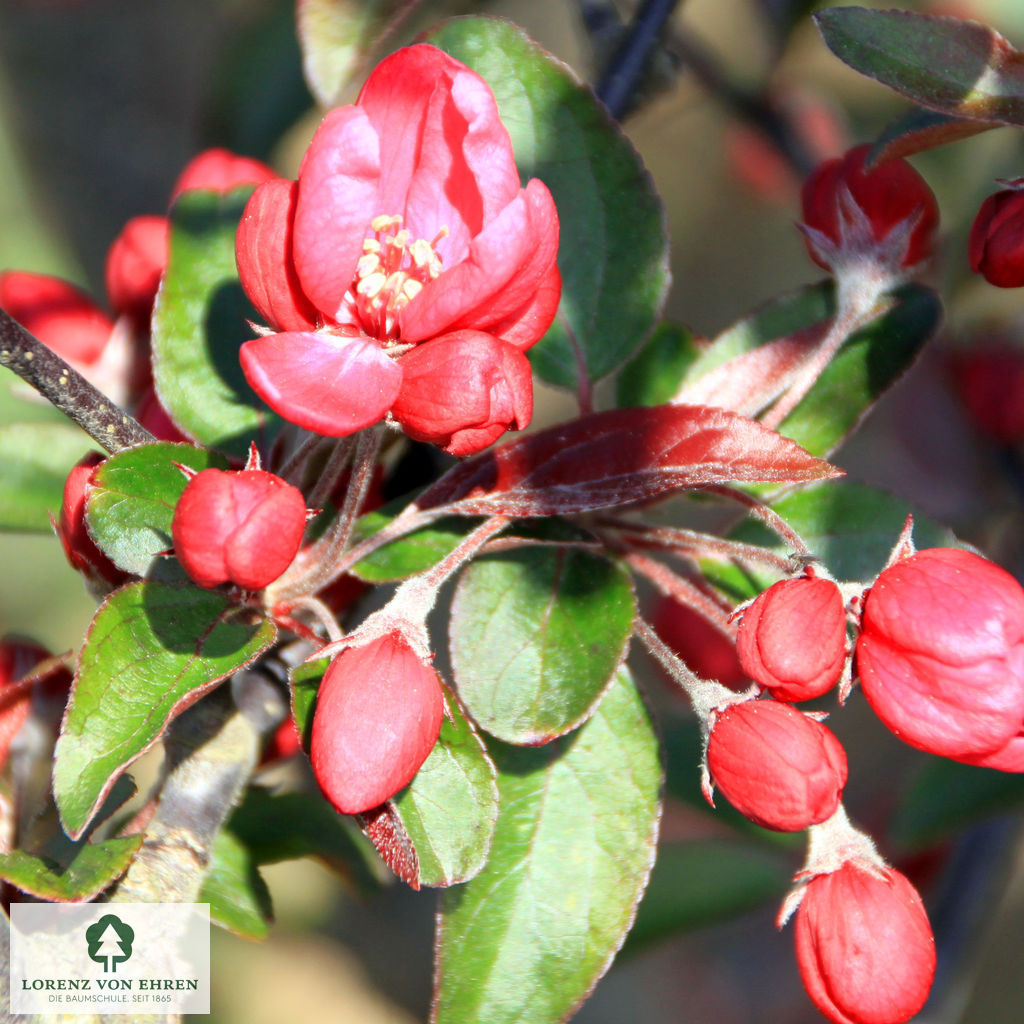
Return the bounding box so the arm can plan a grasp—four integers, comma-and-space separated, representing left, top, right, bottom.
0, 308, 154, 453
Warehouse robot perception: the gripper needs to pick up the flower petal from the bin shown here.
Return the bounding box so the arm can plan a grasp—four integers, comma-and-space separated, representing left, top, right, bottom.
400, 179, 560, 348
236, 179, 320, 332
357, 45, 520, 260
240, 330, 401, 436
391, 331, 533, 455
293, 106, 381, 319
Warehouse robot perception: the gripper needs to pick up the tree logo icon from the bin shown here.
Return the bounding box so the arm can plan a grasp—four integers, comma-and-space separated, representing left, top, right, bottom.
85, 914, 135, 973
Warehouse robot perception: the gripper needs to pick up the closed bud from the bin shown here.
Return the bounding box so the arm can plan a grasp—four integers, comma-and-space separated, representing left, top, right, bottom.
856, 547, 1024, 761
801, 145, 938, 271
0, 640, 70, 769
172, 466, 307, 590
133, 387, 190, 443
969, 186, 1024, 287
310, 632, 444, 814
737, 576, 847, 701
57, 453, 129, 589
951, 344, 1024, 445
170, 148, 276, 201
105, 215, 169, 330
706, 699, 848, 831
653, 597, 745, 689
0, 270, 113, 366
391, 331, 533, 456
794, 860, 935, 1024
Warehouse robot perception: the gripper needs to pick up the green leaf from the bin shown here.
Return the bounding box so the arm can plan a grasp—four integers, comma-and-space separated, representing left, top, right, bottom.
87, 442, 230, 578
54, 581, 277, 838
350, 508, 479, 582
615, 322, 702, 408
815, 7, 1024, 127
450, 548, 636, 743
297, 0, 409, 107
889, 757, 1024, 849
427, 19, 669, 391
0, 835, 143, 902
777, 283, 942, 458
683, 281, 833, 387
622, 840, 790, 954
201, 828, 273, 940
388, 689, 498, 887
704, 480, 960, 602
152, 187, 279, 459
290, 655, 329, 750
674, 282, 938, 459
0, 422, 91, 531
433, 667, 661, 1024
228, 788, 382, 893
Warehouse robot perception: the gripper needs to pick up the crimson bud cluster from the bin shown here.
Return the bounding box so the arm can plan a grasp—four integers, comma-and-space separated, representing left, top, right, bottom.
681, 541, 1024, 1024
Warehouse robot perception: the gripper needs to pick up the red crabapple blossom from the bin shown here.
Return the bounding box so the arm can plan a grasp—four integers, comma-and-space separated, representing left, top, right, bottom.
0, 271, 114, 369
794, 860, 935, 1024
704, 698, 848, 831
310, 631, 444, 814
800, 144, 938, 274
969, 183, 1024, 288
235, 44, 560, 449
856, 547, 1024, 762
172, 461, 307, 591
736, 575, 847, 702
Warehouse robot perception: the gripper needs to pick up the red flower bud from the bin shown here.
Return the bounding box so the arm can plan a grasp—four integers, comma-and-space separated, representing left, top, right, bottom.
170, 148, 276, 201
0, 271, 113, 365
391, 331, 533, 456
706, 699, 848, 831
261, 714, 302, 765
172, 467, 307, 590
737, 576, 847, 701
57, 453, 129, 588
856, 548, 1024, 760
801, 145, 938, 270
653, 597, 745, 689
0, 640, 69, 769
794, 861, 935, 1024
310, 633, 444, 814
951, 344, 1024, 445
969, 187, 1024, 288
0, 646, 34, 768
105, 215, 169, 329
133, 387, 190, 443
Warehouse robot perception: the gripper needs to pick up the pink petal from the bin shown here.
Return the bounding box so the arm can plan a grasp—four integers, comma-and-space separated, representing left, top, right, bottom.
391, 331, 533, 455
357, 45, 520, 260
294, 106, 381, 319
240, 330, 401, 436
400, 179, 560, 348
236, 180, 320, 332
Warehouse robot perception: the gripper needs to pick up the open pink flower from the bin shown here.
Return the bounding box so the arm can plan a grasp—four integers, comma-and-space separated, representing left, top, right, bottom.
236, 44, 560, 444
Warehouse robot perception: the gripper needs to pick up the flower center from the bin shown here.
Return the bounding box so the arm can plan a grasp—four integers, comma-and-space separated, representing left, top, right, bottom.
346, 214, 448, 343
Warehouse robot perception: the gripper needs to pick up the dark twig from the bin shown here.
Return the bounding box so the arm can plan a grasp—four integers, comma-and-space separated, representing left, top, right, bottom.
595, 0, 682, 119
0, 308, 154, 453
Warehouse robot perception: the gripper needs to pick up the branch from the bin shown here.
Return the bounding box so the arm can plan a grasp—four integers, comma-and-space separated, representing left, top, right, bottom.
0, 308, 154, 453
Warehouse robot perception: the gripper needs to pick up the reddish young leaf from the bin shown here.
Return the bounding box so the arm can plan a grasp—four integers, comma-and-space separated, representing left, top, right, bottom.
358, 803, 420, 890
674, 322, 827, 417
416, 405, 841, 517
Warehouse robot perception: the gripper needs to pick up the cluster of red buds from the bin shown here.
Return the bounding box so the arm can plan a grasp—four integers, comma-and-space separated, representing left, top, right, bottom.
653, 531, 1024, 1024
